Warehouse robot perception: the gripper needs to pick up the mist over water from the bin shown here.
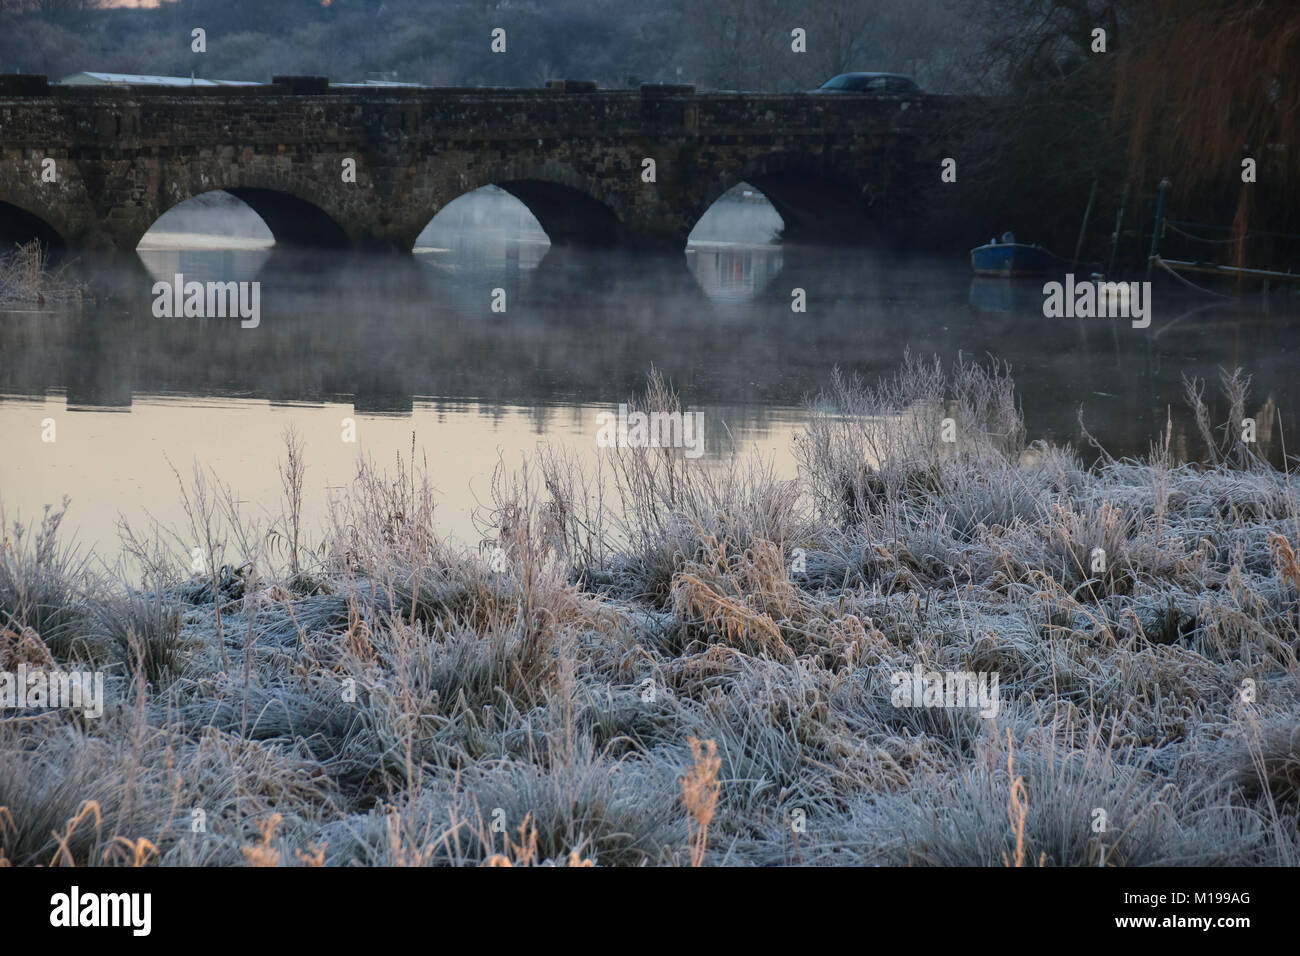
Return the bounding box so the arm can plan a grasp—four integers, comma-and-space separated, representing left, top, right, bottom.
2, 187, 1299, 561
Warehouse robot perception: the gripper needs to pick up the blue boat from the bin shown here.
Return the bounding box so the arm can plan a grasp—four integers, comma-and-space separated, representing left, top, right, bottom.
970, 232, 1057, 277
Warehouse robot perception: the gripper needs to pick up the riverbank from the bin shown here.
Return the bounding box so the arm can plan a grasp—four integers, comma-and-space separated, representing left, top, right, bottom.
1, 356, 1297, 866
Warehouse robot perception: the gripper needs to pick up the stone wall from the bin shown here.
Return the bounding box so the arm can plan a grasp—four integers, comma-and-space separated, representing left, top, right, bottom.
0, 79, 960, 252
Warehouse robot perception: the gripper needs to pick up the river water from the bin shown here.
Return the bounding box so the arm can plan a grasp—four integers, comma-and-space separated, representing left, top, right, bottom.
2, 188, 1298, 564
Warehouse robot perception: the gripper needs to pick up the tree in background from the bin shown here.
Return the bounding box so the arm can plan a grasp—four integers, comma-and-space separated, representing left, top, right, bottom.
0, 0, 973, 92
956, 0, 1298, 271
918, 1, 1128, 262
681, 0, 971, 92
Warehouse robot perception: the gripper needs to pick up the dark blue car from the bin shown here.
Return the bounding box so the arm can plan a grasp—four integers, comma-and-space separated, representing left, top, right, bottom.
810, 72, 921, 94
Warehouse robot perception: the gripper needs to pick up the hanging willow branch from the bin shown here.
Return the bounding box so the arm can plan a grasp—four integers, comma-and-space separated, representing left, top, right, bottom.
1113, 0, 1300, 198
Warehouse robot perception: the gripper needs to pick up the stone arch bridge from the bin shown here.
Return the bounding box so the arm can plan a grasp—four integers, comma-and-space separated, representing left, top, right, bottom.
0, 75, 961, 254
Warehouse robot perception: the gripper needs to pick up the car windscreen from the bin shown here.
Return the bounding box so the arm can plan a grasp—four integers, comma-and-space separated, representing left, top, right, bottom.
822, 74, 896, 92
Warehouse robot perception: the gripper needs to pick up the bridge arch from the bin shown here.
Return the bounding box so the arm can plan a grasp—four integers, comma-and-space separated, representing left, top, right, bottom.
0, 200, 69, 254
496, 180, 622, 247
139, 185, 350, 250
221, 188, 349, 249
410, 162, 627, 251
687, 181, 784, 244
689, 153, 891, 246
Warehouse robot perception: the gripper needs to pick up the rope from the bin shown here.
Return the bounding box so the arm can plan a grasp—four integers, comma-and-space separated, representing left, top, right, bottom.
1153, 299, 1235, 340
1167, 220, 1300, 243
1152, 256, 1236, 299
1164, 221, 1244, 245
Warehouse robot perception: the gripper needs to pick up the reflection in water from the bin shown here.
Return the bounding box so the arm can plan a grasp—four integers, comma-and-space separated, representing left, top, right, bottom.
687, 182, 784, 300
138, 245, 272, 283
688, 245, 784, 301
968, 276, 1047, 313
2, 189, 1299, 558
415, 185, 549, 271
0, 393, 806, 555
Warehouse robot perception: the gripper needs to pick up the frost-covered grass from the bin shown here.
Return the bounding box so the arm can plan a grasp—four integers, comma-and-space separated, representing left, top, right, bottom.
2, 358, 1297, 866
0, 240, 87, 304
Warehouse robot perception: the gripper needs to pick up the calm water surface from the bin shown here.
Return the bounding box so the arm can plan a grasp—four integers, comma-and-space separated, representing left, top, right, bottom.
3, 190, 1298, 561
